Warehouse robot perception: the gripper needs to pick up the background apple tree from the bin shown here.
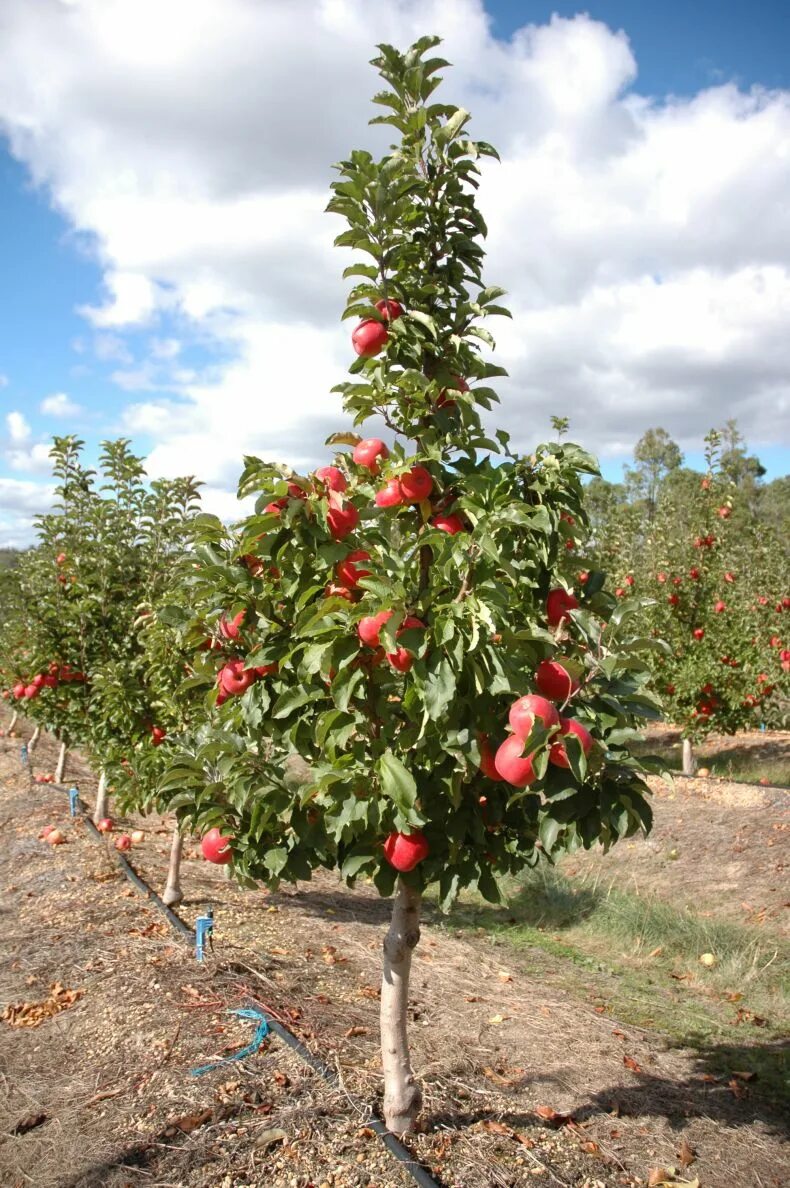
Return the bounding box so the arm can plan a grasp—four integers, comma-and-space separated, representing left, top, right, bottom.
157, 35, 662, 1135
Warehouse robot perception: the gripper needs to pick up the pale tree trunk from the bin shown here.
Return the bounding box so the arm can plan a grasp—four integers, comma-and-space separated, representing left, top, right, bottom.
682, 737, 696, 776
380, 879, 422, 1135
55, 741, 67, 784
8, 710, 18, 733
161, 825, 184, 907
28, 725, 41, 753
93, 770, 108, 824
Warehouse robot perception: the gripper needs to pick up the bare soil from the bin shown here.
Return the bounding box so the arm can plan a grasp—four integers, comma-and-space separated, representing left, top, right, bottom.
1, 714, 788, 1188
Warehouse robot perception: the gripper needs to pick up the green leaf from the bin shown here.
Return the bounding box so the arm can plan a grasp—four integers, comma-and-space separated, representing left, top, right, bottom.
378, 751, 417, 814
422, 656, 456, 720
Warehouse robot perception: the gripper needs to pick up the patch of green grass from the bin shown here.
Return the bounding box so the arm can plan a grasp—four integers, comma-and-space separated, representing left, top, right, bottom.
437, 865, 789, 1103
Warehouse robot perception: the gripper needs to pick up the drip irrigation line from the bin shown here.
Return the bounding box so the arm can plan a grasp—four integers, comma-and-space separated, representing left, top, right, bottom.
39, 775, 443, 1188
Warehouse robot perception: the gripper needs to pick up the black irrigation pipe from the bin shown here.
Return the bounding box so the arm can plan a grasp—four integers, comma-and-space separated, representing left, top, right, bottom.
37, 773, 443, 1188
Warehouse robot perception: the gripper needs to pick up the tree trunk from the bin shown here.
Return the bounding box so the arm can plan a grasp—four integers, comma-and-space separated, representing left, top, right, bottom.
8, 710, 18, 733
682, 737, 696, 776
93, 770, 108, 824
161, 825, 184, 907
380, 879, 422, 1135
55, 741, 67, 784
28, 724, 41, 753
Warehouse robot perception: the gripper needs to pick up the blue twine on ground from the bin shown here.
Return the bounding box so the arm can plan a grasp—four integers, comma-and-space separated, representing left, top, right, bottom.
190, 1008, 270, 1077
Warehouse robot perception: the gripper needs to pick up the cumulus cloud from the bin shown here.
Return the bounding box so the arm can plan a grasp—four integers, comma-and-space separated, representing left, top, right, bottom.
5, 411, 30, 443
0, 0, 788, 507
40, 391, 84, 417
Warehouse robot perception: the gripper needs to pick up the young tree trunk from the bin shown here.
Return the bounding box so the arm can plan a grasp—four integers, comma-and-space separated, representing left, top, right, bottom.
682, 737, 696, 776
8, 710, 18, 733
93, 770, 108, 824
380, 879, 422, 1135
55, 741, 67, 784
161, 825, 184, 907
28, 724, 41, 753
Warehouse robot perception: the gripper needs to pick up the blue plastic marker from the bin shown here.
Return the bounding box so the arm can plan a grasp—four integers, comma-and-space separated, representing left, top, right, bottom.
68, 786, 79, 816
195, 907, 214, 961
20, 743, 28, 766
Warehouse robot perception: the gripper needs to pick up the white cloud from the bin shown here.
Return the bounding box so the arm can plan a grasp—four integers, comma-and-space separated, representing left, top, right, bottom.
0, 0, 788, 504
5, 411, 30, 443
6, 442, 54, 474
40, 391, 84, 417
0, 374, 8, 388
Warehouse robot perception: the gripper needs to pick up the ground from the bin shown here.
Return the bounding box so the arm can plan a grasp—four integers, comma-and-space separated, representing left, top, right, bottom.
0, 713, 788, 1188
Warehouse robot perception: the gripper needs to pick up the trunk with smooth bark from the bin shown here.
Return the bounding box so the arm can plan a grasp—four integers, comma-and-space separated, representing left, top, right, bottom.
28, 725, 41, 753
682, 737, 696, 776
8, 710, 18, 733
161, 825, 184, 906
93, 770, 108, 824
380, 879, 422, 1135
55, 741, 67, 784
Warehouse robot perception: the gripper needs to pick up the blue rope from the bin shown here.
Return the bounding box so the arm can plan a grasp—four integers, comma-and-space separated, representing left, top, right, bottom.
190, 1007, 269, 1077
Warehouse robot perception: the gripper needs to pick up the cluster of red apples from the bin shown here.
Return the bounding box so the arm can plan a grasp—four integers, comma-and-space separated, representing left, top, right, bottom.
3, 662, 86, 702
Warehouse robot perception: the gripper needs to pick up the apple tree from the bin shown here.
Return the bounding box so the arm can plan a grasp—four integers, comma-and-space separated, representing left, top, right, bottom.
158, 37, 661, 1134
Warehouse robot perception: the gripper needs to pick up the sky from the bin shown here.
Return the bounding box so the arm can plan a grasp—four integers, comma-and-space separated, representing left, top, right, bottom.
1, 0, 789, 546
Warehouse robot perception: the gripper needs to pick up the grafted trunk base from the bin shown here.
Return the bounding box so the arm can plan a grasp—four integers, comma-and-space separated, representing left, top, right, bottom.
55, 741, 67, 784
380, 879, 422, 1135
161, 825, 184, 907
28, 725, 41, 754
682, 737, 696, 776
93, 770, 108, 824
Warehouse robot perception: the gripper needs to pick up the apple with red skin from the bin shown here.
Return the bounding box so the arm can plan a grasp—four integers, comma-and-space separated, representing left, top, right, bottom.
494, 736, 538, 787
693, 627, 705, 641
219, 610, 245, 641
41, 674, 58, 689
12, 682, 25, 699
375, 298, 403, 320
219, 660, 256, 696
386, 616, 425, 673
24, 684, 39, 699
436, 375, 468, 409
509, 694, 560, 739
150, 726, 166, 746
358, 609, 393, 648
56, 552, 67, 566
431, 513, 465, 535
39, 824, 56, 839
668, 593, 680, 606
32, 673, 46, 689
264, 497, 288, 515
535, 659, 579, 702
383, 830, 429, 871
201, 827, 233, 865
353, 438, 389, 472
352, 319, 389, 357
96, 818, 113, 833
46, 829, 66, 846
115, 834, 132, 852
337, 550, 371, 589
315, 465, 347, 493
399, 466, 433, 503
546, 588, 578, 627
714, 600, 726, 613
549, 718, 593, 768
327, 503, 360, 541
478, 734, 505, 781
375, 479, 404, 508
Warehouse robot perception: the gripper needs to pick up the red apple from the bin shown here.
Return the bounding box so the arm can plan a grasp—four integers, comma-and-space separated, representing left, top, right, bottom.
494, 736, 538, 788
219, 610, 245, 641
38, 824, 55, 839
668, 593, 680, 606
315, 465, 347, 493
399, 466, 433, 503
375, 298, 403, 321
264, 497, 288, 515
431, 513, 465, 535
689, 567, 700, 580
115, 834, 132, 852
327, 503, 360, 541
12, 682, 25, 699
714, 600, 726, 613
535, 659, 579, 702
693, 627, 705, 641
509, 694, 560, 739
353, 438, 389, 472
478, 734, 505, 781
24, 684, 39, 699
150, 726, 166, 746
436, 375, 468, 409
386, 616, 424, 673
201, 827, 233, 865
337, 550, 371, 589
549, 717, 593, 768
46, 829, 65, 846
96, 818, 113, 833
546, 588, 578, 627
383, 830, 429, 871
375, 479, 404, 508
56, 552, 67, 565
219, 660, 256, 696
32, 673, 46, 689
352, 319, 388, 357
357, 610, 393, 648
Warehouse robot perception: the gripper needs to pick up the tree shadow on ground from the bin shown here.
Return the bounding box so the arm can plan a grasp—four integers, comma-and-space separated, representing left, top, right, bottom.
423, 1037, 789, 1141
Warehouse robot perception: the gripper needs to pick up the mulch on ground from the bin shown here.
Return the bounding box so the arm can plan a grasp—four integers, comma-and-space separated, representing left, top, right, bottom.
1, 714, 788, 1188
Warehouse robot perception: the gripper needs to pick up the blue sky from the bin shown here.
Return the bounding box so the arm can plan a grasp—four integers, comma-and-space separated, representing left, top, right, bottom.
0, 0, 788, 544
